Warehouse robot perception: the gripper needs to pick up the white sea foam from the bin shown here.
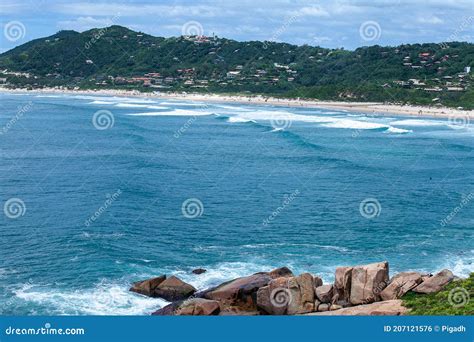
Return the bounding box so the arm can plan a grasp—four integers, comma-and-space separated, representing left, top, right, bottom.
236, 110, 332, 123
14, 280, 167, 315
321, 119, 388, 130
159, 101, 206, 106
215, 104, 252, 112
89, 100, 116, 105
386, 126, 412, 134
227, 117, 256, 123
127, 109, 212, 116
35, 95, 62, 98
115, 103, 169, 110
390, 119, 447, 127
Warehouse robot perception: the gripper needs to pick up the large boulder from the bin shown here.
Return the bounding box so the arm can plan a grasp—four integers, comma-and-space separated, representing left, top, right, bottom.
203, 267, 293, 311
154, 276, 196, 301
350, 261, 389, 305
307, 300, 408, 316
380, 272, 423, 300
315, 284, 333, 303
257, 273, 320, 315
130, 275, 166, 297
412, 269, 454, 294
333, 266, 352, 304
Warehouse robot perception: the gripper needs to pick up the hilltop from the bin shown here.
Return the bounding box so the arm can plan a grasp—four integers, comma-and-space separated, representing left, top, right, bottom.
1, 25, 473, 108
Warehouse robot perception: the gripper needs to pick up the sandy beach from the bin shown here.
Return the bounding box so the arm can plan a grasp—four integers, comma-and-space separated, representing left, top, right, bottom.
1, 87, 473, 120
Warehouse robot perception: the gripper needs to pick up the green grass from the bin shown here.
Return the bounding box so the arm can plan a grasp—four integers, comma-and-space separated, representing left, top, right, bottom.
402, 273, 474, 315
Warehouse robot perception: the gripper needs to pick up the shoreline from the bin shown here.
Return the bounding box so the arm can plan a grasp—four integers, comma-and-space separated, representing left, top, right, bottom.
1, 87, 473, 120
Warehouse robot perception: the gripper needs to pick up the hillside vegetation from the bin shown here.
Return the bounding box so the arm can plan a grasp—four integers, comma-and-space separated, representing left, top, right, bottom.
1, 25, 473, 108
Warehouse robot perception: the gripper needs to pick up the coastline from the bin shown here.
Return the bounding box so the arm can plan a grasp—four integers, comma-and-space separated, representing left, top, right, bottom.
1, 87, 473, 120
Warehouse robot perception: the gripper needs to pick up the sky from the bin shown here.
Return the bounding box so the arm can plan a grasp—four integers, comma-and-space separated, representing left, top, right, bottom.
0, 0, 473, 52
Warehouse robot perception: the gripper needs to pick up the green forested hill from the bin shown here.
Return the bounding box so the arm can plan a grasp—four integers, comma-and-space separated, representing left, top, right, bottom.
1, 25, 473, 108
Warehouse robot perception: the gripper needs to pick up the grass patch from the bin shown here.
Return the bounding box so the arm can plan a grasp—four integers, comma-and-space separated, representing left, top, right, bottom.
402, 273, 474, 315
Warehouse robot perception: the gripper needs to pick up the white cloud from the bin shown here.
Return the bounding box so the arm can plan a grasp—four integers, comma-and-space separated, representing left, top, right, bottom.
53, 3, 223, 18
417, 16, 444, 25
294, 6, 330, 17
57, 16, 119, 32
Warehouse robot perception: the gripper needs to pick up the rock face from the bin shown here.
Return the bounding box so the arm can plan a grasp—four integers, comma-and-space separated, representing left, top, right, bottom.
152, 298, 220, 316
154, 276, 196, 301
333, 267, 352, 304
130, 275, 166, 297
315, 284, 333, 303
192, 268, 207, 275
380, 272, 423, 300
175, 298, 220, 315
203, 267, 293, 312
257, 273, 320, 315
350, 262, 389, 305
269, 267, 294, 279
413, 269, 454, 294
308, 300, 408, 316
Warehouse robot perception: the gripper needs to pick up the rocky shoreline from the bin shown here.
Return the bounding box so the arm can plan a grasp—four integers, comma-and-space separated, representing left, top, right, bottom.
129, 261, 457, 316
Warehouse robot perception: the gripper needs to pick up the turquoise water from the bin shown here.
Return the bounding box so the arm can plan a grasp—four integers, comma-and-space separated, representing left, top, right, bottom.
0, 92, 473, 315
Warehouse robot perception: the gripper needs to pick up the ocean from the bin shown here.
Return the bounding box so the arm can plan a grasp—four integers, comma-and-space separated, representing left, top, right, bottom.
0, 92, 473, 315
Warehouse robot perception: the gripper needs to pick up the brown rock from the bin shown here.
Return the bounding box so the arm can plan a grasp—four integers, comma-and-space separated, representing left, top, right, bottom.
308, 300, 408, 316
380, 272, 423, 300
192, 268, 207, 275
287, 273, 316, 315
204, 273, 271, 308
175, 298, 220, 316
269, 267, 294, 279
315, 284, 333, 303
152, 301, 183, 315
333, 266, 352, 303
330, 304, 343, 311
154, 276, 196, 301
350, 261, 389, 305
318, 303, 330, 312
130, 275, 166, 297
256, 273, 319, 315
413, 269, 454, 294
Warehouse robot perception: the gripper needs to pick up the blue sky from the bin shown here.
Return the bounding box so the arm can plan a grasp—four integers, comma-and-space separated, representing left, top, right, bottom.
1, 0, 473, 52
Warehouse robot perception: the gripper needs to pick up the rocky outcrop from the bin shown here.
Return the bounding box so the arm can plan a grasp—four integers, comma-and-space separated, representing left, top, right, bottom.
203, 267, 293, 312
257, 273, 320, 315
350, 261, 389, 305
412, 269, 454, 294
269, 267, 294, 279
308, 299, 408, 316
175, 298, 220, 315
315, 284, 333, 303
130, 275, 166, 297
153, 276, 196, 301
332, 266, 352, 304
142, 263, 456, 316
380, 272, 423, 300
